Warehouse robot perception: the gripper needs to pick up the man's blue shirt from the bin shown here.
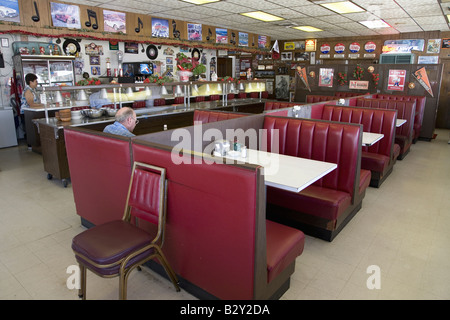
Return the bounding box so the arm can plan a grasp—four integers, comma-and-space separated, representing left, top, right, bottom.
103, 121, 135, 137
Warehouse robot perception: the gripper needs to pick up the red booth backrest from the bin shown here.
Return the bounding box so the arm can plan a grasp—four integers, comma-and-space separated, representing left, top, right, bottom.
131, 142, 262, 299
371, 94, 425, 138
306, 95, 338, 103
263, 116, 361, 197
264, 101, 299, 111
357, 98, 415, 139
64, 128, 132, 226
193, 110, 247, 124
320, 105, 396, 158
334, 92, 369, 98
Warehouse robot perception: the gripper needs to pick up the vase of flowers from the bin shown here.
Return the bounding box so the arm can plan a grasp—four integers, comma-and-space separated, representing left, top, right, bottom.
176, 53, 205, 81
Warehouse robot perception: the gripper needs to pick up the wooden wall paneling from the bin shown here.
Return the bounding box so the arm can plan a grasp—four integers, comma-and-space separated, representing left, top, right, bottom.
202, 25, 215, 43
79, 5, 103, 33
126, 12, 150, 37
20, 0, 50, 28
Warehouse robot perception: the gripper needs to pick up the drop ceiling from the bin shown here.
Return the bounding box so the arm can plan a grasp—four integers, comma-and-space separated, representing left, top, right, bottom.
62, 0, 450, 40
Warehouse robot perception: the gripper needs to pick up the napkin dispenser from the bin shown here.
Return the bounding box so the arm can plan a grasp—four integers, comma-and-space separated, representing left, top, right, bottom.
213, 140, 230, 157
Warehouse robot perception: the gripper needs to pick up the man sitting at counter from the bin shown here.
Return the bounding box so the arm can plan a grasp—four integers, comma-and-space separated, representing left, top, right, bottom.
103, 107, 138, 137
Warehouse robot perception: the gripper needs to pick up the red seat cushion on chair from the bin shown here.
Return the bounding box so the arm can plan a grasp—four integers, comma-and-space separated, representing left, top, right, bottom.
72, 220, 155, 276
266, 220, 304, 283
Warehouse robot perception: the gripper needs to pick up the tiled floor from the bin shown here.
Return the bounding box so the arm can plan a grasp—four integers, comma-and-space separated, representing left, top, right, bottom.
0, 129, 449, 300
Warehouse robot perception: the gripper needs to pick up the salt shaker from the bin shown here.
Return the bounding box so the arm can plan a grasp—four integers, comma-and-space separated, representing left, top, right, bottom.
241, 146, 247, 158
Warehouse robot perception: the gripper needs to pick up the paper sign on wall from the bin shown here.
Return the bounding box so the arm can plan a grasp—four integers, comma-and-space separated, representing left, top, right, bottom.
412, 67, 434, 97
387, 69, 406, 91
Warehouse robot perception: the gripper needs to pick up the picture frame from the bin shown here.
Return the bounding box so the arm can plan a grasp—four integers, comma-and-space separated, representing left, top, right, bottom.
427, 39, 441, 54
284, 42, 295, 50
50, 2, 81, 29
281, 52, 292, 61
89, 56, 100, 65
442, 39, 450, 49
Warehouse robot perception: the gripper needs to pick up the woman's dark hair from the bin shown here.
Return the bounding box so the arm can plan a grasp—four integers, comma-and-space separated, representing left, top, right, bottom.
25, 73, 38, 85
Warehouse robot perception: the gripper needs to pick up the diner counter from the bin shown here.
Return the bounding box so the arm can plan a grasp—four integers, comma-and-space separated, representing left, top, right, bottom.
32, 98, 270, 129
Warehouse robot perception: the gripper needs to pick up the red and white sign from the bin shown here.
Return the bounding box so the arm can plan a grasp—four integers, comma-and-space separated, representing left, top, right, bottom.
349, 80, 369, 90
320, 43, 330, 54
349, 42, 360, 53
334, 43, 345, 53
387, 69, 406, 91
365, 41, 376, 53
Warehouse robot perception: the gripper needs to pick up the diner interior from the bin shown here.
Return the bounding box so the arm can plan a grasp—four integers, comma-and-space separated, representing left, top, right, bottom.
0, 0, 450, 301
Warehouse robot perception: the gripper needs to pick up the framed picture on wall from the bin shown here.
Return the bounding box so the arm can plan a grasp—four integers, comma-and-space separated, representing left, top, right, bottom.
319, 68, 334, 87
442, 39, 450, 48
387, 69, 406, 91
427, 39, 441, 54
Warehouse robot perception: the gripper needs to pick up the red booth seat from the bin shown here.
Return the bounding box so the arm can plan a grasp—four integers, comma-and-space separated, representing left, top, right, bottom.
237, 92, 247, 99
193, 109, 247, 124
317, 105, 397, 187
263, 116, 370, 241
209, 95, 220, 101
357, 98, 415, 160
195, 96, 205, 102
368, 94, 425, 143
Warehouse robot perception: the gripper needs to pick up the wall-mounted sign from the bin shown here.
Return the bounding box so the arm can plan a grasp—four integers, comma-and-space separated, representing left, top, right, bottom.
364, 41, 376, 53
333, 54, 345, 59
348, 54, 360, 59
382, 39, 424, 54
349, 42, 360, 53
412, 67, 433, 97
334, 43, 345, 53
320, 43, 330, 54
387, 69, 406, 91
349, 80, 369, 90
305, 39, 316, 52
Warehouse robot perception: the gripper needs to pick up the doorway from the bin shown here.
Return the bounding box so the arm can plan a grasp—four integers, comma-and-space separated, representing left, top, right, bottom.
217, 57, 233, 78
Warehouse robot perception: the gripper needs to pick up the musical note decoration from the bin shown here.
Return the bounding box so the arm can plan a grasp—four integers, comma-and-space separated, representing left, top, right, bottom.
85, 9, 98, 30
135, 17, 143, 33
206, 28, 212, 42
230, 32, 236, 45
31, 1, 40, 22
172, 20, 180, 39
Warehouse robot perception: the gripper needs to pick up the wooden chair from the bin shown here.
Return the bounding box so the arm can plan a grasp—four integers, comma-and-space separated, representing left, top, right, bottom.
71, 162, 180, 300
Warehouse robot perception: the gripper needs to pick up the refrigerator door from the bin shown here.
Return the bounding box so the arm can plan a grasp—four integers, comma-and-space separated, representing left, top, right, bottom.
49, 60, 75, 85
0, 108, 18, 148
22, 60, 50, 86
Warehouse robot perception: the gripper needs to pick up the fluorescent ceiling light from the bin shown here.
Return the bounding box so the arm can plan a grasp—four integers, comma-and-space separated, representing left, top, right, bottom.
180, 0, 220, 4
292, 26, 323, 32
359, 20, 390, 29
240, 11, 284, 22
320, 1, 365, 14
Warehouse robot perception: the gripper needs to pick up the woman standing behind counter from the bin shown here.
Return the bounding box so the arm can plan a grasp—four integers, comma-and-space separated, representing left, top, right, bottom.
20, 73, 44, 111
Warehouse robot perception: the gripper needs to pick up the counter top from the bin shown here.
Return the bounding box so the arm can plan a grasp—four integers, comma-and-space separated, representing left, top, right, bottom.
33, 98, 270, 129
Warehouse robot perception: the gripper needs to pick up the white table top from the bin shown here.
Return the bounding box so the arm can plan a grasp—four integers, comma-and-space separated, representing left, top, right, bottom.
396, 119, 407, 127
362, 132, 384, 146
224, 149, 337, 193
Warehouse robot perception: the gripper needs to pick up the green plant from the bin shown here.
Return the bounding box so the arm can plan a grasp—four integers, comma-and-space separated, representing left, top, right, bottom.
176, 52, 205, 75
76, 78, 101, 86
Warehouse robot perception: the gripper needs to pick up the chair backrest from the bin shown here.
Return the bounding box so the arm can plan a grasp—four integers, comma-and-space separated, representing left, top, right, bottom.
124, 162, 167, 243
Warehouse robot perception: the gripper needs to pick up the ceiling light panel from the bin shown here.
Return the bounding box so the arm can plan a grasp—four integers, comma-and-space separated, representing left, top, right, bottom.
320, 1, 365, 14
292, 26, 323, 32
181, 0, 221, 4
240, 11, 285, 22
359, 19, 390, 28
